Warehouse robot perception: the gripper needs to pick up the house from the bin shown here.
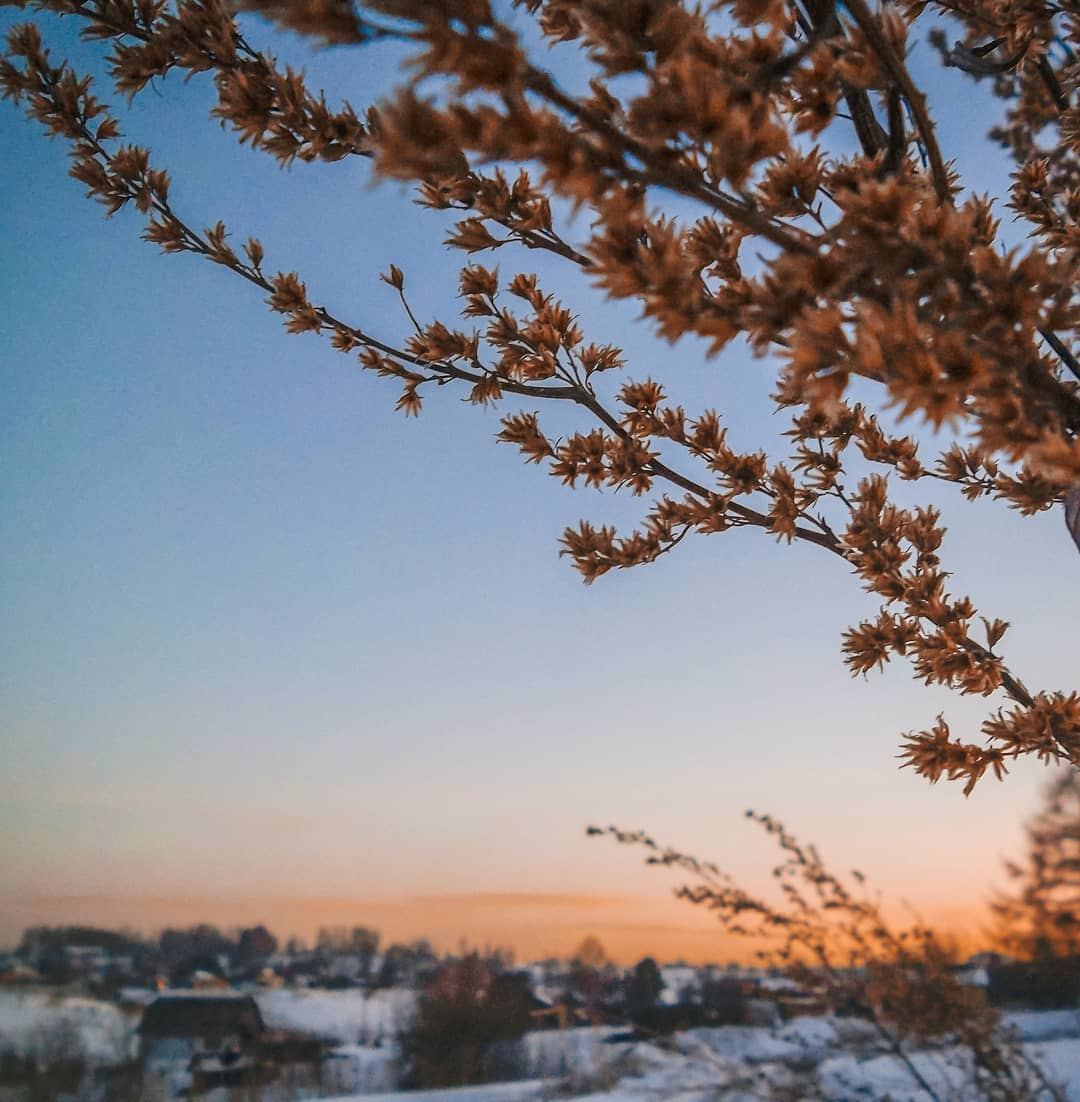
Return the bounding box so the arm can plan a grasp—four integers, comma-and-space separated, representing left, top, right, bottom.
659, 964, 700, 1006
0, 963, 40, 986
137, 992, 265, 1064
952, 962, 992, 988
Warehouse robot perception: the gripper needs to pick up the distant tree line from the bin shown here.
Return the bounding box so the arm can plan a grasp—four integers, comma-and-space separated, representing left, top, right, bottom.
11, 919, 445, 992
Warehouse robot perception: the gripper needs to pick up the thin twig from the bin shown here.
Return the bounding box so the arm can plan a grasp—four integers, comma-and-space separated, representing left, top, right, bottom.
841, 0, 953, 202
1035, 55, 1068, 110
520, 66, 821, 257
1040, 327, 1080, 383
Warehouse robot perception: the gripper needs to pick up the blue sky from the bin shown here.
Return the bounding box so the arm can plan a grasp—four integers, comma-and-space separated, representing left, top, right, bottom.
1, 5, 1077, 959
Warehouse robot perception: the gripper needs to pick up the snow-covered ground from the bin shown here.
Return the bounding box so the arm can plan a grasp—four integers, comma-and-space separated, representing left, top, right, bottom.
1006, 1008, 1080, 1041
318, 1083, 549, 1102
321, 1043, 402, 1095
0, 991, 133, 1065
0, 988, 416, 1057
2, 989, 1079, 1101
522, 1025, 625, 1080
312, 1013, 1080, 1102
255, 987, 417, 1045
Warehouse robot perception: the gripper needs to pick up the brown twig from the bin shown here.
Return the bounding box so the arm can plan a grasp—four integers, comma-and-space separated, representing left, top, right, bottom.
520, 66, 821, 257
840, 0, 953, 203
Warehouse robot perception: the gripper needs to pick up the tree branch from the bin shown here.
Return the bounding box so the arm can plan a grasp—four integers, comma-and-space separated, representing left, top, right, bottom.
840, 0, 953, 202
519, 66, 821, 257
1040, 327, 1080, 383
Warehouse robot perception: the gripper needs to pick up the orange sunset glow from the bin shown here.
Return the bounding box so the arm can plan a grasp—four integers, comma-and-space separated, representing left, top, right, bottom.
0, 884, 990, 965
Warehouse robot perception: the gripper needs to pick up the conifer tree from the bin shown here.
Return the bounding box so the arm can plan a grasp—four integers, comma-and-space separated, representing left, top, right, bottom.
993, 769, 1080, 961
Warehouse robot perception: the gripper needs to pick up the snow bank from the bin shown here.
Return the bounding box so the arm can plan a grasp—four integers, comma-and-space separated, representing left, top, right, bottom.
321, 1043, 401, 1095
255, 987, 416, 1045
317, 1080, 549, 1102
521, 1026, 624, 1079
1030, 1038, 1080, 1100
1003, 1008, 1080, 1042
0, 991, 133, 1066
818, 1049, 964, 1102
677, 1023, 813, 1065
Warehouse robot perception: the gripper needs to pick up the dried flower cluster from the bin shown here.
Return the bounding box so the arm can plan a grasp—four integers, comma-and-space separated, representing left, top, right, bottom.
592, 817, 1066, 1101
2, 0, 1078, 789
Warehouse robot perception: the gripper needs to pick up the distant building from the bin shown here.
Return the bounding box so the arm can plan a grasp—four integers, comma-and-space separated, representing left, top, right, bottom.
138, 993, 265, 1064
953, 963, 991, 988
659, 965, 700, 1006
0, 963, 40, 985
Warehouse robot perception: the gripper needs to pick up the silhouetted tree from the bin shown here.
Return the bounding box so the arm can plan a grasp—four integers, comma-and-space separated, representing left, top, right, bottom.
349, 925, 380, 980
159, 924, 235, 967
18, 926, 142, 958
236, 924, 279, 966
315, 926, 349, 958
990, 770, 1080, 1007
994, 770, 1080, 960
374, 943, 408, 989
401, 953, 533, 1088
571, 935, 607, 971
626, 957, 665, 1023
563, 934, 612, 1022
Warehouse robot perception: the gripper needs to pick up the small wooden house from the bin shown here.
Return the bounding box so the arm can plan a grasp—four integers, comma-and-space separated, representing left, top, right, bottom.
138, 992, 265, 1064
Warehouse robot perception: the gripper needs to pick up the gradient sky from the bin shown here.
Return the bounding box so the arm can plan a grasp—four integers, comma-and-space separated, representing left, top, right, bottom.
2, 6, 1077, 963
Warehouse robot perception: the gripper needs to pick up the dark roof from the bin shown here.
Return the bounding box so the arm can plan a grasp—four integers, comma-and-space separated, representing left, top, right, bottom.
138, 994, 265, 1040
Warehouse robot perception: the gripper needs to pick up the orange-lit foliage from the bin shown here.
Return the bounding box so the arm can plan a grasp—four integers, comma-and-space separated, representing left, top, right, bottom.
994, 769, 1080, 962
592, 816, 1065, 1101
2, 0, 1078, 790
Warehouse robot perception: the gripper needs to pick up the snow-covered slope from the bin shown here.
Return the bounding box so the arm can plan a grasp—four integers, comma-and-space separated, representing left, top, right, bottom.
255, 987, 417, 1044
0, 991, 134, 1065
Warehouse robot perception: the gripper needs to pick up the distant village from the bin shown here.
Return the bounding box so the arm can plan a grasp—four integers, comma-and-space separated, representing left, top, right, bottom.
0, 923, 1064, 1100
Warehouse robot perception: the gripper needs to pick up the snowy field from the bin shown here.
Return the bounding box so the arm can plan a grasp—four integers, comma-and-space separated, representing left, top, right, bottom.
1, 990, 1078, 1100
0, 991, 133, 1065
256, 986, 417, 1045
318, 1084, 549, 1102
313, 1013, 1080, 1102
